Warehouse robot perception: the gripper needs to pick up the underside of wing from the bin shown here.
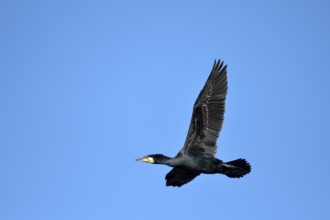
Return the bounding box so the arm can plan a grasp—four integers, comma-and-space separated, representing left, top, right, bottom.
180, 59, 228, 156
165, 167, 201, 187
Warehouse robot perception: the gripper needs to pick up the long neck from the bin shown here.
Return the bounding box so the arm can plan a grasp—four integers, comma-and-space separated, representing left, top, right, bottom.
156, 155, 175, 166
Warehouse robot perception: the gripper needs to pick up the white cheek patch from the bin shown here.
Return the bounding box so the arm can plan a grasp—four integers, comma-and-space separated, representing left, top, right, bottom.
142, 157, 154, 163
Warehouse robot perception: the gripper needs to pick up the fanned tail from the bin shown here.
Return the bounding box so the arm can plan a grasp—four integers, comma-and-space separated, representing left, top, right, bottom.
221, 158, 251, 178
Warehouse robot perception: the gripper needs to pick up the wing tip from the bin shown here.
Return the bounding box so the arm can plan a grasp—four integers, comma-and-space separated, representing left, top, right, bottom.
213, 59, 227, 73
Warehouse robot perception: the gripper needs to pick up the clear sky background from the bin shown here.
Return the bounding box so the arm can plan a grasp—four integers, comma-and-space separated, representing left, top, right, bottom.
1, 1, 330, 219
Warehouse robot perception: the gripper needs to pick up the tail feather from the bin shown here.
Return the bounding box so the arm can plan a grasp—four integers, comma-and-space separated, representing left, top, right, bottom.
221, 158, 251, 178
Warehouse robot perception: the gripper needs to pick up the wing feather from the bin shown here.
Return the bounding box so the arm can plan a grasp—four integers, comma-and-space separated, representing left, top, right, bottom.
165, 167, 201, 187
179, 59, 228, 156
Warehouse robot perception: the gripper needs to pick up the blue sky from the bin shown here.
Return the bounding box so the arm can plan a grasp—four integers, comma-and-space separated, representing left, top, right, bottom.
1, 0, 330, 219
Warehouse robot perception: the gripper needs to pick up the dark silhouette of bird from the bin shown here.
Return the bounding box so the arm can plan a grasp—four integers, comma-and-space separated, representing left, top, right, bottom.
136, 59, 251, 187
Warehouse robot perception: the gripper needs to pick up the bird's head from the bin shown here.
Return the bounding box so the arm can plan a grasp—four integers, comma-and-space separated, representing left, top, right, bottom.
136, 154, 169, 164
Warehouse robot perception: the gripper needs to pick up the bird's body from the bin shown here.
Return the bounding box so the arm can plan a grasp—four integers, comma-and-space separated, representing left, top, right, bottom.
173, 155, 223, 174
137, 59, 251, 187
151, 154, 222, 173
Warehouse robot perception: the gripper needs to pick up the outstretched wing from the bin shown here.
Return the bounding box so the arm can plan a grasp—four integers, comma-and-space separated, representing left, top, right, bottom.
165, 167, 201, 187
179, 60, 228, 157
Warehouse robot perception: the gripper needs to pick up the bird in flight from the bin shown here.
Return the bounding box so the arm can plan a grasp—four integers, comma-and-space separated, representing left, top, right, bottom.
136, 59, 251, 187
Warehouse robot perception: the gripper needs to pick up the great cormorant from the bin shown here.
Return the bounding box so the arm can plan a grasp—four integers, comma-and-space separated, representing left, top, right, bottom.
136, 59, 251, 187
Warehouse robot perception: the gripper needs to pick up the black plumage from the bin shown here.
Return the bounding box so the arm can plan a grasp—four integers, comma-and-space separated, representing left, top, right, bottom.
136, 59, 251, 187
